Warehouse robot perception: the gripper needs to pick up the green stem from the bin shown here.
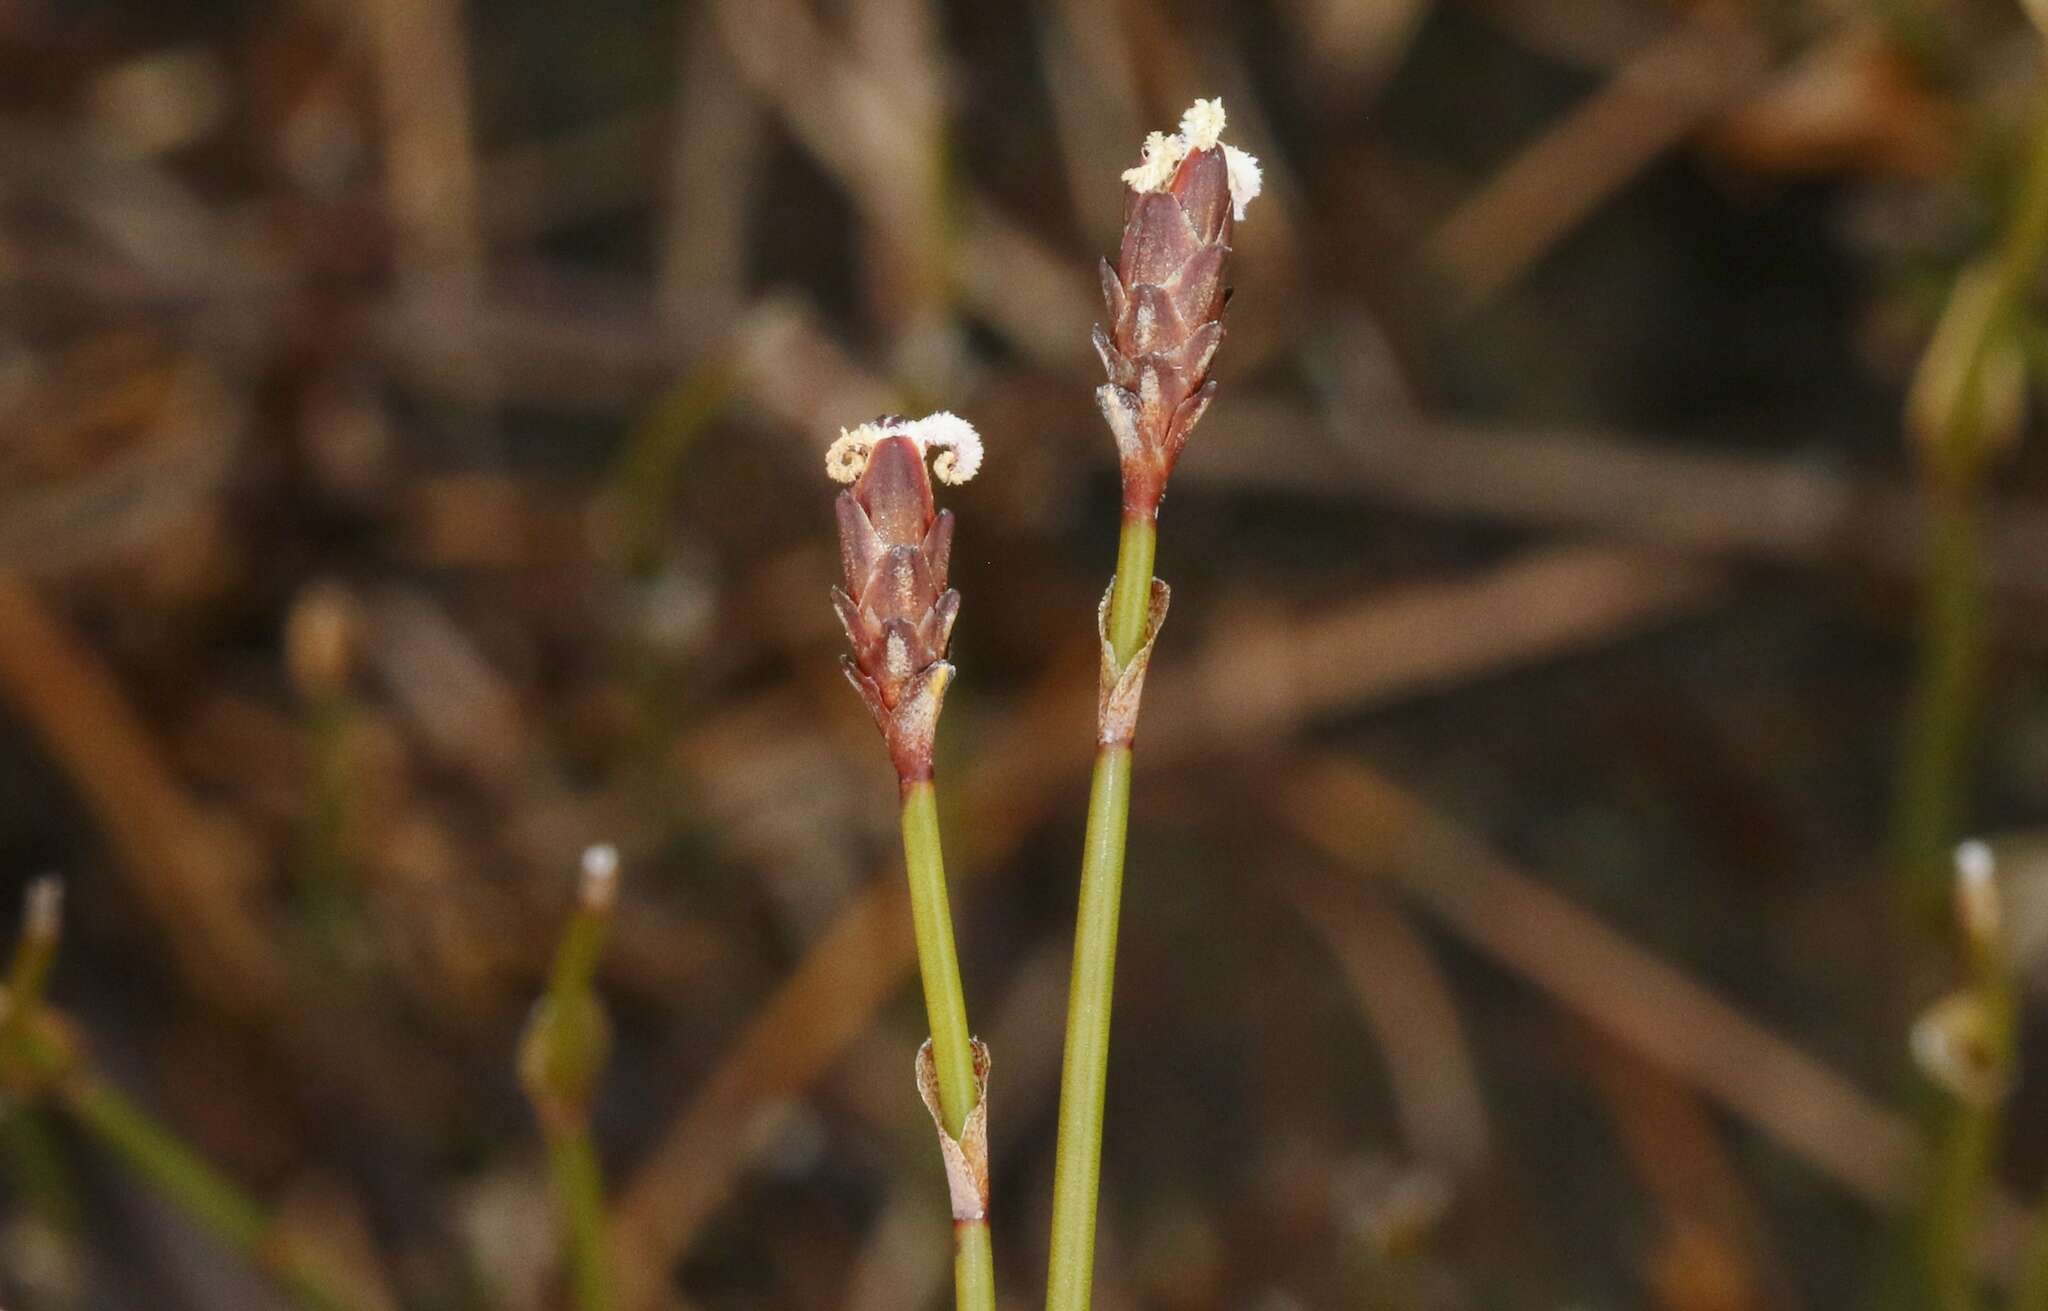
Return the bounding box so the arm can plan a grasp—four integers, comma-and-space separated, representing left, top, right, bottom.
1105, 515, 1158, 668
545, 1121, 614, 1311
1894, 102, 2048, 923
900, 780, 979, 1137
1045, 510, 1160, 1311
63, 1077, 365, 1311
1045, 741, 1137, 1311
523, 857, 619, 1311
956, 1218, 996, 1311
898, 778, 993, 1311
1895, 484, 1986, 926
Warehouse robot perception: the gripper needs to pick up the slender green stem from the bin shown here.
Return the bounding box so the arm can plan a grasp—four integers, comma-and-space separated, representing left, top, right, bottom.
1105, 515, 1158, 668
899, 778, 993, 1311
63, 1077, 365, 1311
900, 780, 979, 1137
1046, 510, 1160, 1311
956, 1219, 996, 1311
1046, 740, 1137, 1311
522, 854, 619, 1311
1895, 484, 1986, 926
545, 1121, 614, 1311
1894, 102, 2048, 924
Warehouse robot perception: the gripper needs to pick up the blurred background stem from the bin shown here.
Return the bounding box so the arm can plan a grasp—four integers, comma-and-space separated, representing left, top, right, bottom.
1894, 100, 2048, 927
1, 883, 369, 1311
520, 849, 620, 1311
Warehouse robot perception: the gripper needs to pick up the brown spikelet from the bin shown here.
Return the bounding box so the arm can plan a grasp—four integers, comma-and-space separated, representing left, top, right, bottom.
1096, 142, 1237, 517
832, 432, 960, 781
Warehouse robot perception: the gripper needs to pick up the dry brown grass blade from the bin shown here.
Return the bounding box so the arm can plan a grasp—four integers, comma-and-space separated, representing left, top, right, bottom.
1422, 9, 1772, 317
1280, 867, 1490, 1173
1279, 755, 1918, 1207
1192, 378, 2048, 606
359, 0, 483, 304
0, 571, 286, 1006
658, 6, 764, 336
1145, 545, 1726, 756
1581, 1030, 1796, 1311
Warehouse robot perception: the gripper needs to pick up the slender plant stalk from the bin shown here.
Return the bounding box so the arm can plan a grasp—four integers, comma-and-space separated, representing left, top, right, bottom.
901, 780, 978, 1133
1104, 517, 1158, 667
521, 848, 621, 1311
1888, 100, 2048, 1311
1894, 486, 1984, 929
61, 1077, 363, 1311
828, 418, 994, 1311
545, 1124, 613, 1311
1045, 722, 1137, 1311
901, 778, 994, 1311
1046, 95, 1260, 1311
1894, 101, 2048, 925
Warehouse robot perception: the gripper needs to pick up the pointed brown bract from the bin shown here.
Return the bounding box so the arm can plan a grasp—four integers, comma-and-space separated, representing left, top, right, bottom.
1098, 143, 1237, 517
833, 432, 961, 781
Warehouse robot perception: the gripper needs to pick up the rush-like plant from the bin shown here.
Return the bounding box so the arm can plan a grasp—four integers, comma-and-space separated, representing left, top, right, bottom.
826, 412, 993, 1311
1045, 96, 1259, 1311
819, 98, 1258, 1311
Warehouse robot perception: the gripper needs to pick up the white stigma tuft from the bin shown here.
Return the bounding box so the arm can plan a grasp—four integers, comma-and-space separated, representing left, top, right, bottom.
825, 412, 983, 485
1120, 131, 1186, 194
1122, 97, 1262, 221
1223, 145, 1263, 221
1180, 98, 1227, 150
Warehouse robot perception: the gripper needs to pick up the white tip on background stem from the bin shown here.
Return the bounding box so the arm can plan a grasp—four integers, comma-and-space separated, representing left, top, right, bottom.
1955, 839, 1999, 941
579, 844, 619, 911
23, 875, 63, 943
824, 412, 984, 485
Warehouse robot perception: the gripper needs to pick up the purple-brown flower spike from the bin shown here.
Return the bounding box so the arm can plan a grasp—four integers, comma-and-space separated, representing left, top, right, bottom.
827, 413, 983, 783
1096, 98, 1261, 518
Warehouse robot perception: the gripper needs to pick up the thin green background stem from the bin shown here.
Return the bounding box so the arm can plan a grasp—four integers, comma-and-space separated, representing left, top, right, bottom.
64, 1078, 365, 1311
1046, 508, 1157, 1311
545, 1121, 614, 1311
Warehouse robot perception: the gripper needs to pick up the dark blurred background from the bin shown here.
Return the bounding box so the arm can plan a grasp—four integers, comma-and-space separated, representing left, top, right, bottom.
7, 0, 2048, 1308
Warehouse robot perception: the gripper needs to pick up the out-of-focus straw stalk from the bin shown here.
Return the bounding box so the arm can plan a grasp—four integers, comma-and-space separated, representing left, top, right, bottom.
828, 414, 993, 1311
1045, 98, 1259, 1311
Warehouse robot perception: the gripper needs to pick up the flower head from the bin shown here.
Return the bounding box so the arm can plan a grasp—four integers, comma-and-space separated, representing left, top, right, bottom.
829, 414, 978, 780
1096, 99, 1258, 514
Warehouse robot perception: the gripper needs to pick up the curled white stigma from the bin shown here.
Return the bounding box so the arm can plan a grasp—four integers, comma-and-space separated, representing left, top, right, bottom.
1121, 97, 1263, 222
824, 412, 984, 485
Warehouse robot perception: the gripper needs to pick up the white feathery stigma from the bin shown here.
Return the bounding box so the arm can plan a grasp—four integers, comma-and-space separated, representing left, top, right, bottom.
1121, 97, 1262, 222
824, 412, 984, 485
